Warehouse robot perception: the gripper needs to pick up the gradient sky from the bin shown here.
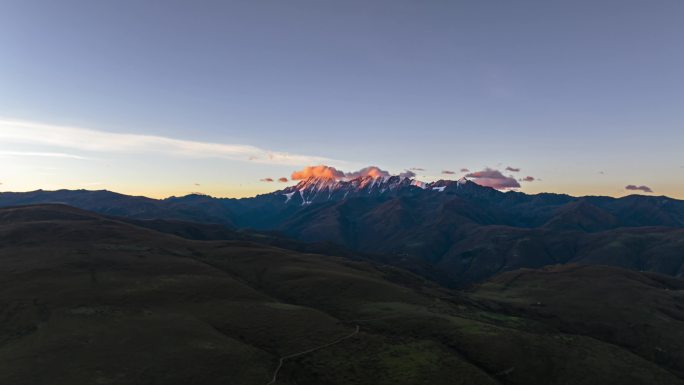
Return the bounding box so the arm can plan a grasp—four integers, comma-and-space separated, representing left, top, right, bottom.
1, 0, 683, 198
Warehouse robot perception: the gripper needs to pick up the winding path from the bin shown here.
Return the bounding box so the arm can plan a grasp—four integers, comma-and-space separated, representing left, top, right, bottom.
265, 325, 360, 385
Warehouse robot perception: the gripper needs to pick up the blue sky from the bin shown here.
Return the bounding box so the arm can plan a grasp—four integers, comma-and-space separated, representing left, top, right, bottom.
1, 0, 683, 198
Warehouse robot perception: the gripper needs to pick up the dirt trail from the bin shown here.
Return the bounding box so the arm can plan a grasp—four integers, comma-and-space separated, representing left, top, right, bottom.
265, 325, 360, 385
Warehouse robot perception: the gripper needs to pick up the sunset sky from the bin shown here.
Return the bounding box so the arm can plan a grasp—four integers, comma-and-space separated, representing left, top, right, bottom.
1, 1, 683, 198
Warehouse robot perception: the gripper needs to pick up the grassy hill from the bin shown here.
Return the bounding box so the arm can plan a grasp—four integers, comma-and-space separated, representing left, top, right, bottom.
472, 264, 684, 378
0, 204, 682, 385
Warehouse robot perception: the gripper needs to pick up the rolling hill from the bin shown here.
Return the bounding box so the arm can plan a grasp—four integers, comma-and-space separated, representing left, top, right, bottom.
0, 204, 683, 384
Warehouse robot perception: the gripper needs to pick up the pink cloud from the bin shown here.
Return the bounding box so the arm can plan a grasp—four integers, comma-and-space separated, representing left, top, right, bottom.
466, 168, 521, 189
291, 165, 390, 181
442, 170, 456, 175
278, 177, 288, 183
505, 166, 521, 172
260, 178, 274, 182
345, 166, 390, 179
291, 165, 345, 180
520, 176, 535, 182
460, 168, 469, 172
625, 185, 653, 193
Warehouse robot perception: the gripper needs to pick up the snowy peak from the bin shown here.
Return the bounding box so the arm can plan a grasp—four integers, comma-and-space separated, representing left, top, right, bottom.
278, 175, 482, 205
281, 175, 415, 205
294, 176, 342, 192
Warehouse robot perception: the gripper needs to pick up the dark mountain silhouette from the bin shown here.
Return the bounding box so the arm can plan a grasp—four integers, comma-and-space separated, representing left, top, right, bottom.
0, 189, 238, 226
2, 177, 684, 285
542, 199, 619, 231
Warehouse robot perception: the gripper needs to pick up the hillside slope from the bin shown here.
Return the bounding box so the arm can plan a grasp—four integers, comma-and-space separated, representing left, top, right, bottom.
0, 204, 683, 384
472, 264, 684, 378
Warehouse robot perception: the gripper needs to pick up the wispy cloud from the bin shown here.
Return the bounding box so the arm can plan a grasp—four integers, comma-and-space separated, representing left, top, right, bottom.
0, 150, 87, 160
0, 118, 334, 166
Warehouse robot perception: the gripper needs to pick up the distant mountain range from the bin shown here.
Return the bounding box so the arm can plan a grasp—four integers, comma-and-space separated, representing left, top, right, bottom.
2, 175, 684, 285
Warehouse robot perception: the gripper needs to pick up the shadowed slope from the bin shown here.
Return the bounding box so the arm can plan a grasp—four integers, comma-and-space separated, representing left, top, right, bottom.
472, 264, 684, 378
0, 205, 683, 384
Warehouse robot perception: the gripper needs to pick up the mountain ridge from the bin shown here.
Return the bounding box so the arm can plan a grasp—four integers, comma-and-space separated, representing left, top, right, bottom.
2, 183, 683, 285
277, 175, 474, 205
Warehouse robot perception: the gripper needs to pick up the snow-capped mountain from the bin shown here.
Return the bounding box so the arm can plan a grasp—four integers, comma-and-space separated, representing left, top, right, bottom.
279, 175, 475, 205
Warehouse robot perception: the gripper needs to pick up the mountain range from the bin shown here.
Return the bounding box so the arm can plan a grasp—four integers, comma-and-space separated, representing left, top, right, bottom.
2, 175, 683, 286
